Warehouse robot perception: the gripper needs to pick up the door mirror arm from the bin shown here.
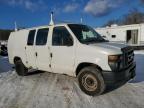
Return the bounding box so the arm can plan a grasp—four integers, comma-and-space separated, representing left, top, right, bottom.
66, 42, 73, 47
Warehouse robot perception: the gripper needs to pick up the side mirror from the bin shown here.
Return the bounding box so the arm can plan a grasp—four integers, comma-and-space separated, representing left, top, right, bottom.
102, 36, 106, 38
67, 42, 73, 46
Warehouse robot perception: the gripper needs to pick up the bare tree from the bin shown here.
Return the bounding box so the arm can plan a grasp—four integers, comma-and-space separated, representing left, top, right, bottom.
122, 9, 144, 25
141, 0, 144, 4
0, 30, 12, 40
104, 9, 144, 26
103, 19, 119, 27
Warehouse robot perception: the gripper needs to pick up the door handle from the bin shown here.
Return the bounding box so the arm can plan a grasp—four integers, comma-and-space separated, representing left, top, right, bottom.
50, 53, 53, 58
35, 52, 38, 57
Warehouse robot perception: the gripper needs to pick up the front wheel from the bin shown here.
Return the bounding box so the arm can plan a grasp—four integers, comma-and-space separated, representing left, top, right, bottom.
77, 66, 105, 96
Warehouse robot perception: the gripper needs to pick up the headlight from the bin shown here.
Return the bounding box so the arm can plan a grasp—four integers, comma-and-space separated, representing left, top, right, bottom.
108, 55, 124, 71
108, 55, 120, 62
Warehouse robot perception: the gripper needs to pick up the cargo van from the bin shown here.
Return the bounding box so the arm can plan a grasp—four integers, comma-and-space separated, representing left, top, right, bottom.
8, 23, 136, 96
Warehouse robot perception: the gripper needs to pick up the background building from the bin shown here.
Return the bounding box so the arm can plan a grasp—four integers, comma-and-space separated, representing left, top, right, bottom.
96, 23, 144, 46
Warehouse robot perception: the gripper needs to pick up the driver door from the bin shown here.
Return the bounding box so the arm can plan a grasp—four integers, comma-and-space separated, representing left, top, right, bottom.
50, 26, 75, 76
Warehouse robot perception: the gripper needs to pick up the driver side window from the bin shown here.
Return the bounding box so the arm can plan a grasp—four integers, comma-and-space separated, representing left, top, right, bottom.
52, 26, 73, 46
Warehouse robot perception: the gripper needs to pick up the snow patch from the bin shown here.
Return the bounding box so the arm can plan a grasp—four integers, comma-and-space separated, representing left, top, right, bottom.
130, 51, 144, 83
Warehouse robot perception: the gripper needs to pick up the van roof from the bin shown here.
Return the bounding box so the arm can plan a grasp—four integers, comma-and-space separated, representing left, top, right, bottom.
15, 23, 83, 32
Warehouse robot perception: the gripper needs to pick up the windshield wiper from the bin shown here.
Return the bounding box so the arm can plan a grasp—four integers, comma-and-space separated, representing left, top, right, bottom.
82, 38, 107, 43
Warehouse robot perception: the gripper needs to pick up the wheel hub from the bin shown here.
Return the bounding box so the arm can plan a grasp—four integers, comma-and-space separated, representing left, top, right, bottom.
82, 73, 98, 91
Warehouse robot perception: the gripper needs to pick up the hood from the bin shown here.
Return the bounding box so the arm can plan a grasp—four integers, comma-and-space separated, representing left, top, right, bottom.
89, 42, 128, 54
94, 42, 127, 50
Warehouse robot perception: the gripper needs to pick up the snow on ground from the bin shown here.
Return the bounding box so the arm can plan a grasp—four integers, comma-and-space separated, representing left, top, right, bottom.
0, 56, 13, 73
131, 50, 144, 83
0, 51, 144, 108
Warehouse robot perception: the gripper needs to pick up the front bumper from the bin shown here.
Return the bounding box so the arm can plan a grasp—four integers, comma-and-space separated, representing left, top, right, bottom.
102, 62, 136, 85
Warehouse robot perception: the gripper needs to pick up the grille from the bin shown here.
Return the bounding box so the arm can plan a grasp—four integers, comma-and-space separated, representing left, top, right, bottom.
122, 46, 134, 68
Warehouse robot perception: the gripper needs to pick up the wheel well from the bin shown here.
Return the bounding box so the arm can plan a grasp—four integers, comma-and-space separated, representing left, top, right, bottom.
76, 63, 102, 76
14, 57, 21, 63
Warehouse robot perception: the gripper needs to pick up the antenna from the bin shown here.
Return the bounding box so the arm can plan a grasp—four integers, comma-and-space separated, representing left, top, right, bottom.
15, 21, 18, 31
49, 12, 54, 25
80, 18, 83, 23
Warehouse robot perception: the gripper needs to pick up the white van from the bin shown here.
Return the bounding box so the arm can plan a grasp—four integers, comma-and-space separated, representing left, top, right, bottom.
8, 23, 136, 96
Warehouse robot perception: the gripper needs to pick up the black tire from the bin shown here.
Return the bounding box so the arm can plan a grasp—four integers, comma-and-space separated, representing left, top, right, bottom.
77, 66, 105, 96
14, 59, 28, 76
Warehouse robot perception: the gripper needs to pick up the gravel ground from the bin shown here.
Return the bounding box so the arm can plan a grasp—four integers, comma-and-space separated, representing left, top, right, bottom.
0, 51, 144, 108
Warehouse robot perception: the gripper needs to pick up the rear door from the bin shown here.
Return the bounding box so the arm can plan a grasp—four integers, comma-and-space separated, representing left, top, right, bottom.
35, 28, 51, 71
25, 30, 36, 68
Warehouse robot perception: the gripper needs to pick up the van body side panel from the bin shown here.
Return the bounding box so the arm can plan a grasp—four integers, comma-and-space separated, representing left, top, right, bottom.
8, 32, 15, 64
8, 30, 28, 66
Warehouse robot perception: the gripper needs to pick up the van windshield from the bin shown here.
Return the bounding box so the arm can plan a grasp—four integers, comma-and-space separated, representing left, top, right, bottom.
68, 24, 107, 44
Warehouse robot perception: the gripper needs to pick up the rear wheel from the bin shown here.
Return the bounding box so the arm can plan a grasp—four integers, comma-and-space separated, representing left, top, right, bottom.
77, 66, 105, 96
14, 59, 28, 76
